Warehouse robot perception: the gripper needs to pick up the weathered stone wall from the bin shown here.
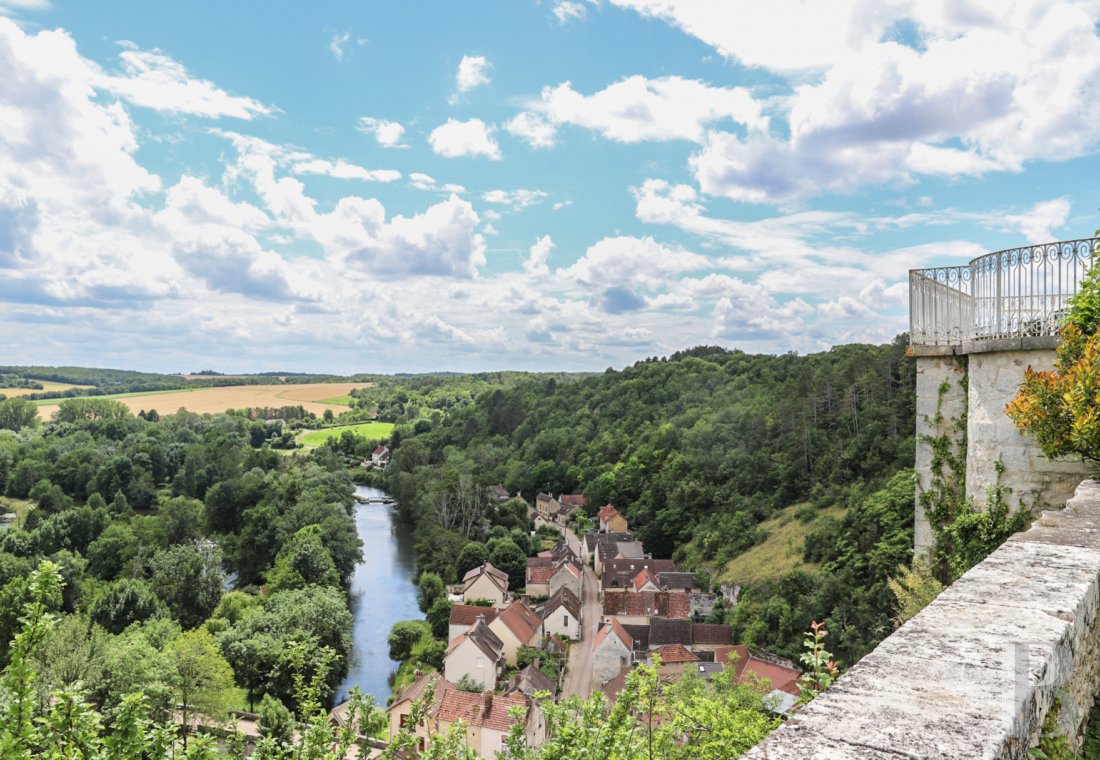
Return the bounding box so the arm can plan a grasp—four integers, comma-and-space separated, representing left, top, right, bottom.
966, 349, 1092, 512
914, 355, 968, 556
745, 480, 1100, 759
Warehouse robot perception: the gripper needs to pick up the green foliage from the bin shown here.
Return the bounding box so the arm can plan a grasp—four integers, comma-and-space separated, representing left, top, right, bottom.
426, 597, 453, 640
456, 541, 487, 577
169, 629, 236, 746
150, 541, 225, 630
389, 620, 426, 661
489, 539, 526, 589
265, 525, 340, 592
797, 621, 839, 703
258, 693, 294, 744
886, 557, 943, 627
418, 571, 446, 613
89, 578, 165, 634
0, 398, 38, 431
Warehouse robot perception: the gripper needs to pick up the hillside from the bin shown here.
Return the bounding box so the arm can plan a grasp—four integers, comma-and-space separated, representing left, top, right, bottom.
719, 502, 847, 587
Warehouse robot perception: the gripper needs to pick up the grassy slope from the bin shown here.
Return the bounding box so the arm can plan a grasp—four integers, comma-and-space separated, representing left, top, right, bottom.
390, 622, 434, 695
298, 422, 394, 447
719, 503, 847, 587
318, 394, 356, 405
0, 381, 93, 397
0, 496, 33, 527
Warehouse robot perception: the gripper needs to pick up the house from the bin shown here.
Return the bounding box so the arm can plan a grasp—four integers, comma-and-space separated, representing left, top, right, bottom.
658, 572, 697, 592
388, 673, 547, 757
541, 587, 582, 641
502, 660, 558, 699
535, 492, 562, 521
542, 634, 567, 657
691, 623, 734, 650
557, 494, 586, 524
716, 645, 802, 714
488, 599, 543, 665
601, 559, 679, 594
649, 618, 695, 649
462, 562, 510, 605
583, 531, 633, 567
488, 484, 511, 503
594, 538, 647, 576
548, 561, 582, 600
593, 618, 635, 684
371, 445, 391, 468
445, 617, 505, 692
601, 591, 692, 625
525, 557, 555, 598
598, 503, 628, 533
649, 644, 699, 676
449, 604, 500, 642
632, 568, 662, 593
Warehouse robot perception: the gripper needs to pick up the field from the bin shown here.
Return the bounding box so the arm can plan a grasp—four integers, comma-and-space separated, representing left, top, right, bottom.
718, 503, 847, 587
35, 383, 373, 420
298, 421, 395, 447
0, 380, 92, 397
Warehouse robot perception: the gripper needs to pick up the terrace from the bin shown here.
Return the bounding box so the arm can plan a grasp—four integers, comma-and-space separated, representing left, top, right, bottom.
908, 237, 1099, 355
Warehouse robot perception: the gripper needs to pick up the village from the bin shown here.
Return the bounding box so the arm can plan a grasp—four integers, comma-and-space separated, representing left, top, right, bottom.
373, 490, 804, 757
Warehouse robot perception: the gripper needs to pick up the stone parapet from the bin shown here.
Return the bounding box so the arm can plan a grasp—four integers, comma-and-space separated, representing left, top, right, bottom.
745, 480, 1100, 759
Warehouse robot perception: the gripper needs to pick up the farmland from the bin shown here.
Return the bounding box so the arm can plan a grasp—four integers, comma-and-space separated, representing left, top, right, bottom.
35, 382, 372, 420
0, 380, 92, 397
298, 421, 395, 447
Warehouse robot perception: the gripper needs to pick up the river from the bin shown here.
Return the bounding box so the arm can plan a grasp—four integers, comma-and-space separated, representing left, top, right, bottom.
334, 484, 420, 705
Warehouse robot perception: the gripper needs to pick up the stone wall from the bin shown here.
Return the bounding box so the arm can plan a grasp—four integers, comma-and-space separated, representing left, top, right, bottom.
914, 355, 967, 555
744, 480, 1100, 759
966, 349, 1092, 512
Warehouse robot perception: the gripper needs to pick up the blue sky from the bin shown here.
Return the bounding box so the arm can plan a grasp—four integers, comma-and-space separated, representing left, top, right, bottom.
1, 0, 1099, 373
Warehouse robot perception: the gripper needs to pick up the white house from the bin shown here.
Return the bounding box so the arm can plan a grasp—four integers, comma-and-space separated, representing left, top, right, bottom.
444, 617, 505, 692
542, 587, 582, 641
462, 562, 510, 606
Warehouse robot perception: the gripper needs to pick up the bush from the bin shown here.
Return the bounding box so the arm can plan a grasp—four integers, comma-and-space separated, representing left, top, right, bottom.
387, 621, 424, 661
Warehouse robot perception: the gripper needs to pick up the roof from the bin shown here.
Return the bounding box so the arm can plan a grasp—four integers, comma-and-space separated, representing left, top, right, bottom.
652, 644, 698, 664
431, 687, 528, 733
387, 671, 442, 711
543, 635, 567, 655
447, 618, 504, 662
526, 564, 555, 586
599, 663, 634, 702
658, 572, 696, 590
649, 618, 694, 647
692, 623, 733, 646
489, 484, 510, 498
717, 645, 802, 694
449, 604, 500, 629
622, 624, 650, 650
536, 492, 552, 502
463, 561, 509, 586
615, 542, 646, 559
633, 568, 659, 591
602, 559, 678, 590
559, 494, 587, 508
598, 503, 622, 521
496, 600, 541, 645
542, 587, 581, 620
553, 561, 581, 580
503, 661, 557, 698
593, 618, 633, 652
372, 445, 390, 456
602, 591, 691, 619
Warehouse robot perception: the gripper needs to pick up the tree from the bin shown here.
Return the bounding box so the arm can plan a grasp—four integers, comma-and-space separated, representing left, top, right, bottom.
157, 496, 205, 546
168, 629, 235, 748
489, 539, 526, 590
0, 398, 37, 431
89, 578, 165, 634
388, 621, 424, 661
426, 597, 452, 640
258, 693, 294, 744
417, 571, 445, 613
456, 542, 487, 578
419, 638, 447, 671
149, 541, 225, 630
55, 397, 131, 423
265, 524, 340, 592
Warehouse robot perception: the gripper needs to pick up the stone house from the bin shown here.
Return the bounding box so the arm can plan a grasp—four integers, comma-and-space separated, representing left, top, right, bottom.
488, 599, 542, 665
462, 562, 509, 606
371, 445, 391, 468
444, 618, 505, 692
525, 557, 555, 598
592, 618, 634, 685
448, 604, 500, 643
535, 492, 561, 521
488, 484, 511, 503
601, 559, 679, 594
598, 503, 628, 533
548, 561, 582, 600
541, 587, 582, 641
601, 591, 692, 626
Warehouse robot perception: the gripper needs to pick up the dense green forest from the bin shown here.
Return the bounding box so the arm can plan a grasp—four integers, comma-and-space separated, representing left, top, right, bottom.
383, 338, 917, 663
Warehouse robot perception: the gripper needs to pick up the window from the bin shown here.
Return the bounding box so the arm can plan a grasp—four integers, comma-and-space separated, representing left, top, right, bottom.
563, 614, 568, 628
399, 714, 409, 727
476, 656, 485, 668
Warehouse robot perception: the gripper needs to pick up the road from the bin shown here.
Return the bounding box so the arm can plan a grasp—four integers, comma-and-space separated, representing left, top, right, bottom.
561, 525, 601, 699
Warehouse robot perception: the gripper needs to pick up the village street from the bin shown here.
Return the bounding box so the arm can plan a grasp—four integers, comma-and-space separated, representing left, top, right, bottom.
560, 525, 600, 699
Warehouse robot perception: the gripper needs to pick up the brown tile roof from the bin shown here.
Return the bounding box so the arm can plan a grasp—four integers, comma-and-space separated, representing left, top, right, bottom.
593, 618, 633, 652
463, 561, 509, 585
622, 624, 650, 650
657, 572, 696, 590
599, 663, 634, 701
602, 591, 691, 619
691, 623, 733, 646
387, 671, 442, 711
497, 600, 541, 645
553, 561, 581, 580
598, 503, 622, 521
527, 565, 555, 586
648, 618, 694, 647
559, 494, 586, 508
431, 688, 528, 733
601, 559, 678, 591
503, 662, 557, 698
449, 605, 499, 629
653, 644, 698, 664
542, 587, 581, 620
717, 645, 802, 695
633, 568, 659, 591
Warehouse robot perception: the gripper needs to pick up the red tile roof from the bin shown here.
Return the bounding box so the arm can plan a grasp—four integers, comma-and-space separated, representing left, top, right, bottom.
717, 645, 801, 694
559, 494, 587, 508
431, 688, 528, 733
526, 565, 555, 585
598, 503, 622, 521
496, 600, 541, 645
653, 644, 698, 664
449, 605, 499, 629
633, 568, 659, 591
593, 618, 633, 652
601, 591, 691, 619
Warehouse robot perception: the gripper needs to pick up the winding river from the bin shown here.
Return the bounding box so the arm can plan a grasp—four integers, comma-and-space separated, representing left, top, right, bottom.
335, 485, 420, 704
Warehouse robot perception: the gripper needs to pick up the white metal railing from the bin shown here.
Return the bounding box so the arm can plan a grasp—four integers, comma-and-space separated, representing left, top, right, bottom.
909, 238, 1099, 347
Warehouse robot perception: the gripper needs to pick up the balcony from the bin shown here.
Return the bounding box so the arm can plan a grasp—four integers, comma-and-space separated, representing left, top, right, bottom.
908, 237, 1099, 355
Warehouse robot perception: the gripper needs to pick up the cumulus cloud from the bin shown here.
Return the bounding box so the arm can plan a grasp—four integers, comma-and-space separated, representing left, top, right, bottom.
456, 54, 491, 93
525, 235, 554, 276
518, 75, 766, 144
481, 188, 549, 211
408, 172, 465, 194
1003, 197, 1071, 243
99, 42, 274, 119
553, 1, 587, 23
291, 158, 401, 183
356, 116, 407, 148
428, 118, 501, 159
328, 31, 351, 60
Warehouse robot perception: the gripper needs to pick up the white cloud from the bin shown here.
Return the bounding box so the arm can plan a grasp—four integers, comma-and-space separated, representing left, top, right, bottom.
525, 235, 554, 276
291, 158, 401, 183
481, 188, 549, 210
504, 111, 556, 148
99, 43, 274, 119
329, 32, 351, 60
357, 116, 407, 148
428, 118, 501, 159
456, 54, 491, 93
408, 172, 465, 194
1003, 197, 1072, 243
553, 1, 587, 23
518, 75, 766, 144
552, 200, 573, 211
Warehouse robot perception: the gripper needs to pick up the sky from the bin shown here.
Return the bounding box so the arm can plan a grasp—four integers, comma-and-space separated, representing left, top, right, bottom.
1, 0, 1099, 374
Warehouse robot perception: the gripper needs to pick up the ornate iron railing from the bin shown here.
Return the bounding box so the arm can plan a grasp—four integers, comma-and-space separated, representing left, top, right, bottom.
909, 238, 1099, 347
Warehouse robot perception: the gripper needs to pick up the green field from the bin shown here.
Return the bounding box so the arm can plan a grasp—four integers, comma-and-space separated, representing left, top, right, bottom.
317, 394, 356, 405
298, 421, 394, 447
30, 388, 195, 406
719, 502, 847, 587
